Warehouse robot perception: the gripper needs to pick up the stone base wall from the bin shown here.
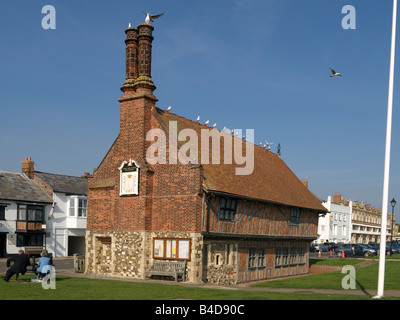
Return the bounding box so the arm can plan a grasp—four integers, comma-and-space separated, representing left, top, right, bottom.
85, 230, 204, 282
202, 240, 238, 286
86, 230, 143, 277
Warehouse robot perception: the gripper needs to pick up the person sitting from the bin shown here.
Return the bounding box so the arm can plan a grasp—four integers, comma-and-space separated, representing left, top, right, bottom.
36, 251, 52, 280
2, 250, 30, 282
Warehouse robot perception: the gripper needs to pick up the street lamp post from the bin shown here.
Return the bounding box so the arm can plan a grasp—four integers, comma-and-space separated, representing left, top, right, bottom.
390, 198, 396, 255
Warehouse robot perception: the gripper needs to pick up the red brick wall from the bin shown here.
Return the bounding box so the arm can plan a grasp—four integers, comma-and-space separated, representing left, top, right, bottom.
87, 99, 203, 234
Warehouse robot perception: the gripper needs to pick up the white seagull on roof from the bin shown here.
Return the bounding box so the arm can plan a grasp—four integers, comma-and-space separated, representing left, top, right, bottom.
329, 68, 342, 77
144, 12, 164, 24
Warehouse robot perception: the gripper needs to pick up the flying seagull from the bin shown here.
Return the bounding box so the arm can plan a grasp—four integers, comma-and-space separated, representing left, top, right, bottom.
329, 68, 342, 77
144, 12, 164, 24
167, 106, 172, 111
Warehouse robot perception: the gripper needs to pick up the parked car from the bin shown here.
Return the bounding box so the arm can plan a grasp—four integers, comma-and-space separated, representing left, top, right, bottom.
334, 244, 353, 257
356, 244, 378, 257
318, 244, 329, 252
368, 242, 398, 255
323, 242, 337, 251
309, 244, 317, 252
335, 243, 377, 257
388, 241, 400, 254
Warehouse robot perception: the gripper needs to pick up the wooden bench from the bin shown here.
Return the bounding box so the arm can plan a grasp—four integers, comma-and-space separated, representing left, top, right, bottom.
7, 252, 53, 281
145, 260, 186, 282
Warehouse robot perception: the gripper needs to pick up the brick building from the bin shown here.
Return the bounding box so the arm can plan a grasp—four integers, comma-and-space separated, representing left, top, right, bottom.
85, 21, 327, 284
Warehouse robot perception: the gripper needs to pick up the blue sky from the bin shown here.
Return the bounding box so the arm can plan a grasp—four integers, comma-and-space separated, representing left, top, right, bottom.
1, 1, 400, 221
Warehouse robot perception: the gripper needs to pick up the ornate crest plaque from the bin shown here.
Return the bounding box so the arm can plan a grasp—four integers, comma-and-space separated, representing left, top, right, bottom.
119, 159, 140, 196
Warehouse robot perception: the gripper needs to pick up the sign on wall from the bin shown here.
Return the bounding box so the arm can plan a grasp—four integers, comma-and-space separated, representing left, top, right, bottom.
119, 160, 140, 196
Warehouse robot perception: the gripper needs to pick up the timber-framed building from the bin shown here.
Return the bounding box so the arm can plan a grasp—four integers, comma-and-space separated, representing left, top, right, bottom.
85, 21, 328, 285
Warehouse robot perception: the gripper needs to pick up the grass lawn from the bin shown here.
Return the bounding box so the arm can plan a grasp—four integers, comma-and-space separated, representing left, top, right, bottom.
0, 259, 399, 300
252, 260, 400, 292
0, 275, 389, 300
310, 258, 361, 266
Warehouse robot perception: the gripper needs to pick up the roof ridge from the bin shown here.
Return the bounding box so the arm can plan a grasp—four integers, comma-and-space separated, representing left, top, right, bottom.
35, 171, 86, 179
154, 107, 277, 155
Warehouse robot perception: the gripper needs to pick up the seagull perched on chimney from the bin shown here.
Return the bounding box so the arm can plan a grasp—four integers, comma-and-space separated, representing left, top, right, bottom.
144, 12, 164, 24
329, 68, 342, 77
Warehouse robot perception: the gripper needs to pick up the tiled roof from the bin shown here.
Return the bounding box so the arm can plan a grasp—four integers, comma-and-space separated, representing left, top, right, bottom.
153, 108, 327, 212
35, 171, 88, 196
0, 171, 52, 203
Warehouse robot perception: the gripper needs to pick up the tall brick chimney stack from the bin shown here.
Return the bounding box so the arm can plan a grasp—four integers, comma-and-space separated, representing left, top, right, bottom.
118, 22, 158, 165
121, 25, 139, 94
22, 157, 34, 179
133, 23, 156, 95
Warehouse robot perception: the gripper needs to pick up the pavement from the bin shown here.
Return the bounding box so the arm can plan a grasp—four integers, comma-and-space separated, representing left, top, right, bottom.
1, 257, 400, 298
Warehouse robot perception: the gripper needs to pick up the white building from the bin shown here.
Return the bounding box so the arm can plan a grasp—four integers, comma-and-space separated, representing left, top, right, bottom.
318, 193, 352, 244
0, 158, 88, 257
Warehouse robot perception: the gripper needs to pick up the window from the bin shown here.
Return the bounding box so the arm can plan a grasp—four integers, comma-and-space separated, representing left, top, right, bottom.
219, 197, 237, 221
275, 248, 306, 267
17, 205, 44, 222
17, 233, 44, 247
0, 206, 5, 220
18, 205, 27, 220
153, 238, 191, 261
78, 199, 87, 217
69, 199, 75, 216
248, 248, 265, 269
69, 197, 87, 217
290, 208, 300, 225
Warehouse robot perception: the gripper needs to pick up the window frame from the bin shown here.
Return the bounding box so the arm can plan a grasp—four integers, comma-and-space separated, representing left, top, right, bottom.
275, 247, 306, 267
16, 233, 44, 247
17, 204, 44, 223
69, 196, 87, 218
152, 238, 191, 261
0, 206, 5, 220
218, 197, 238, 221
289, 208, 300, 226
248, 248, 266, 270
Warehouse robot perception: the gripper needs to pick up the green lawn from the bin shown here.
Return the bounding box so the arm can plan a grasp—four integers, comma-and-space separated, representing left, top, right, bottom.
252, 260, 400, 291
310, 258, 361, 266
1, 259, 399, 300
0, 275, 385, 300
